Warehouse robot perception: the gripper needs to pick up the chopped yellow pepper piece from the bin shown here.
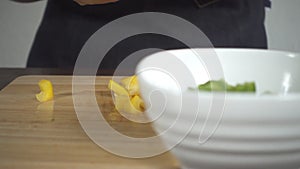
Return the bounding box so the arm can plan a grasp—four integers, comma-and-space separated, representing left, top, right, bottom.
36, 79, 54, 102
108, 75, 145, 114
114, 95, 141, 114
108, 79, 129, 96
130, 95, 145, 112
121, 75, 139, 95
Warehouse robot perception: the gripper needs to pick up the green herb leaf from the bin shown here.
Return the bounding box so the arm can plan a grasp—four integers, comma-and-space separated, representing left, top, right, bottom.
197, 79, 256, 92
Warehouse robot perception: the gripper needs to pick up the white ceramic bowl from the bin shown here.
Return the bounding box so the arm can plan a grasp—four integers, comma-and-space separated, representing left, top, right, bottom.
136, 48, 300, 169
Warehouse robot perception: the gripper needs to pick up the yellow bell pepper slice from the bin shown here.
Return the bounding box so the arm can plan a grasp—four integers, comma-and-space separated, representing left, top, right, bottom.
114, 95, 132, 112
113, 94, 142, 114
36, 79, 54, 102
130, 95, 145, 112
121, 75, 140, 95
109, 75, 145, 114
108, 79, 129, 96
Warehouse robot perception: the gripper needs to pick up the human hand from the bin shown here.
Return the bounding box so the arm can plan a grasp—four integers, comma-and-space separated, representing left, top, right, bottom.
74, 0, 118, 6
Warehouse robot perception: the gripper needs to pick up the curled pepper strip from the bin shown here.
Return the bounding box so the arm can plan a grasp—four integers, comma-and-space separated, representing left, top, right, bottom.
36, 79, 54, 102
108, 75, 145, 114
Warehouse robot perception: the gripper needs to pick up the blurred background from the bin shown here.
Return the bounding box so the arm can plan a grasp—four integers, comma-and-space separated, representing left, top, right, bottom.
0, 0, 300, 68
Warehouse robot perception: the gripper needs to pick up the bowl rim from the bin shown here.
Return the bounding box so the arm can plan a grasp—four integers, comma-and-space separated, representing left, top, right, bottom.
182, 90, 300, 101
151, 48, 300, 57
136, 48, 300, 100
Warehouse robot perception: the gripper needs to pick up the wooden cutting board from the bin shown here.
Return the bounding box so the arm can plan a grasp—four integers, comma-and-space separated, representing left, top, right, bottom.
0, 75, 179, 169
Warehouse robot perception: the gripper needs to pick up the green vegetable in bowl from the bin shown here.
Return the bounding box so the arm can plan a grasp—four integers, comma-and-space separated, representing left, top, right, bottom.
197, 79, 256, 92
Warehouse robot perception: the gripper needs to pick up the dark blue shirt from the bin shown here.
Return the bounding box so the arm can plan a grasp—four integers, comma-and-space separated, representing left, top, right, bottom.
27, 0, 267, 69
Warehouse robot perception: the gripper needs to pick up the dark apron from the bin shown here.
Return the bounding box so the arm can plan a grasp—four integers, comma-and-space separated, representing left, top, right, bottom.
27, 0, 267, 70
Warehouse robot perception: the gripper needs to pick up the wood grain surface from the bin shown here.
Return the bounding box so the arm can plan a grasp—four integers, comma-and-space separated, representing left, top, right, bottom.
0, 75, 179, 169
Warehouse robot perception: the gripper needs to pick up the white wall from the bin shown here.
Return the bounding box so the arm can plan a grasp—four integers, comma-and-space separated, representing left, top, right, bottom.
0, 0, 300, 67
0, 0, 46, 68
265, 0, 300, 52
